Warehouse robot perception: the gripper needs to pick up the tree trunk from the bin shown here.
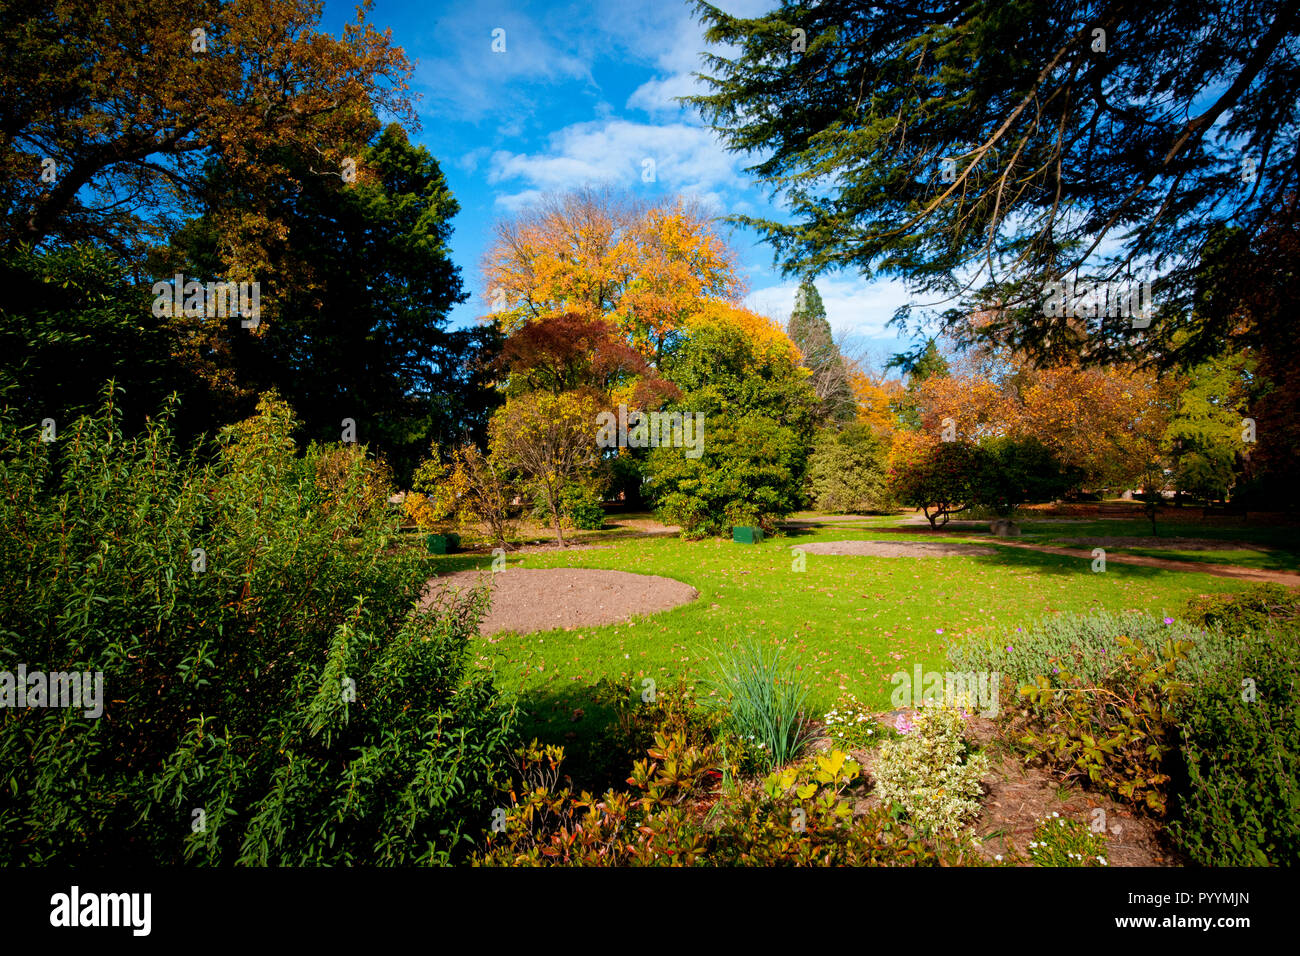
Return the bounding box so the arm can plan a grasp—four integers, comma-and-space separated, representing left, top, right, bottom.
547, 486, 565, 548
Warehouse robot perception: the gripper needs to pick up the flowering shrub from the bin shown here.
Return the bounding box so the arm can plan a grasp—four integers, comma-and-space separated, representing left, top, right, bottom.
822, 694, 891, 751
1024, 813, 1109, 867
873, 706, 990, 836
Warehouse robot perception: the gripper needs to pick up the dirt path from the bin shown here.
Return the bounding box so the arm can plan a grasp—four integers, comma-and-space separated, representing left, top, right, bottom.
990, 539, 1300, 586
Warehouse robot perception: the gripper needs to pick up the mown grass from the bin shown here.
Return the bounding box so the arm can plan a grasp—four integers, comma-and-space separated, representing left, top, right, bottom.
420, 515, 1272, 763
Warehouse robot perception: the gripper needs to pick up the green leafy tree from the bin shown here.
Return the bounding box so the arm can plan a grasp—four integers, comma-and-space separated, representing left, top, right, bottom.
0, 243, 208, 437
646, 314, 817, 536
969, 436, 1078, 517
806, 423, 891, 513
165, 124, 489, 480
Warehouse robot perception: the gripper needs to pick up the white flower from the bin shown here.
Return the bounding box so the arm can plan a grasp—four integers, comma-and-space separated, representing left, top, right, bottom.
1098, 857, 1108, 865
994, 854, 1003, 862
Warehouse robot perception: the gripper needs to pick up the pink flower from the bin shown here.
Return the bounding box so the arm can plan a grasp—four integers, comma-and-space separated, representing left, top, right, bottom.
894, 714, 914, 734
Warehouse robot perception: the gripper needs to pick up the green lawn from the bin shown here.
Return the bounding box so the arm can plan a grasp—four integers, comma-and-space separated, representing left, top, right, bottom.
422, 517, 1265, 767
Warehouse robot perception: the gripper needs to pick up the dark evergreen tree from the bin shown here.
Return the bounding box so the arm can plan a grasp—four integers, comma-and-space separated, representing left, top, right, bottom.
165, 124, 494, 481
786, 278, 855, 423
691, 0, 1300, 367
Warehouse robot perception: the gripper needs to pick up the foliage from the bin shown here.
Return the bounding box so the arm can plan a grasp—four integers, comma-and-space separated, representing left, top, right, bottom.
478, 739, 964, 866
436, 444, 519, 546
1170, 629, 1300, 866
1025, 813, 1110, 867
887, 431, 977, 527
873, 706, 989, 836
489, 390, 603, 547
1014, 635, 1192, 816
647, 310, 815, 537
0, 0, 413, 256
821, 694, 895, 752
690, 0, 1297, 367
806, 423, 891, 513
704, 642, 815, 773
1181, 583, 1300, 633
483, 189, 740, 364
1162, 346, 1254, 502
165, 123, 485, 481
310, 442, 394, 530
787, 279, 854, 422
0, 390, 517, 865
0, 244, 213, 442
968, 436, 1078, 517
948, 611, 1216, 692
496, 311, 660, 399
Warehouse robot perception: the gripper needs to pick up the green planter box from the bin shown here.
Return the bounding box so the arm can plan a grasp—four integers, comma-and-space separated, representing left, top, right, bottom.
425, 533, 460, 554
732, 526, 764, 544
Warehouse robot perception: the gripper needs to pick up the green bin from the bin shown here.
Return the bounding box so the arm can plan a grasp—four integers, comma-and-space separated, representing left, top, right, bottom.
732, 526, 763, 544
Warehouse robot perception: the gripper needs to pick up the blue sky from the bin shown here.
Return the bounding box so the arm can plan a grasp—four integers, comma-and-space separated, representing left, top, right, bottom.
319, 0, 916, 363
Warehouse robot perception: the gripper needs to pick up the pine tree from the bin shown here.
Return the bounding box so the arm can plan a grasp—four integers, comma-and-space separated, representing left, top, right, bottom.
786, 278, 855, 423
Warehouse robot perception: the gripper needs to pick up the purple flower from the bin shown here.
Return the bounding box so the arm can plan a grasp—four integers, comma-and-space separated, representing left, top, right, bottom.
1052, 667, 1060, 674
1005, 645, 1013, 652
894, 714, 914, 734
1163, 617, 1174, 625
936, 628, 944, 634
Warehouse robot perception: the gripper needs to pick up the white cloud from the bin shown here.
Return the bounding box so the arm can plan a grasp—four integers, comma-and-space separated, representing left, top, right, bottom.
746, 275, 915, 341
487, 119, 747, 207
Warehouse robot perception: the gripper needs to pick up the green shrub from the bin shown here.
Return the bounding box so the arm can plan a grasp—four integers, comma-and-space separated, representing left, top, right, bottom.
873, 706, 990, 836
0, 390, 517, 865
478, 741, 969, 867
1170, 629, 1300, 865
821, 693, 897, 751
704, 641, 815, 772
1015, 635, 1191, 815
560, 483, 606, 530
1024, 813, 1110, 867
1181, 583, 1300, 632
948, 610, 1228, 695
806, 424, 891, 513
646, 411, 807, 538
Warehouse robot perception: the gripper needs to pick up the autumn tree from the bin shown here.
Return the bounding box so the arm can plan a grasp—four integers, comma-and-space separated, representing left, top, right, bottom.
482, 188, 742, 364
887, 432, 977, 529
161, 123, 481, 479
489, 391, 604, 548
0, 0, 413, 263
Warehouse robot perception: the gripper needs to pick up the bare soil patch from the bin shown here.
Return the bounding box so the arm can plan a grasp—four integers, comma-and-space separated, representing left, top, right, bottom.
793, 540, 998, 557
420, 567, 698, 636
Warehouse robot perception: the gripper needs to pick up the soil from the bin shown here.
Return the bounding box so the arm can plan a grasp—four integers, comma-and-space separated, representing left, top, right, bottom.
812, 711, 1178, 866
420, 567, 699, 636
793, 540, 998, 557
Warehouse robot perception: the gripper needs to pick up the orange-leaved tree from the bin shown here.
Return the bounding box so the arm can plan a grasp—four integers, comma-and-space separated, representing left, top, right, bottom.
482, 189, 742, 364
